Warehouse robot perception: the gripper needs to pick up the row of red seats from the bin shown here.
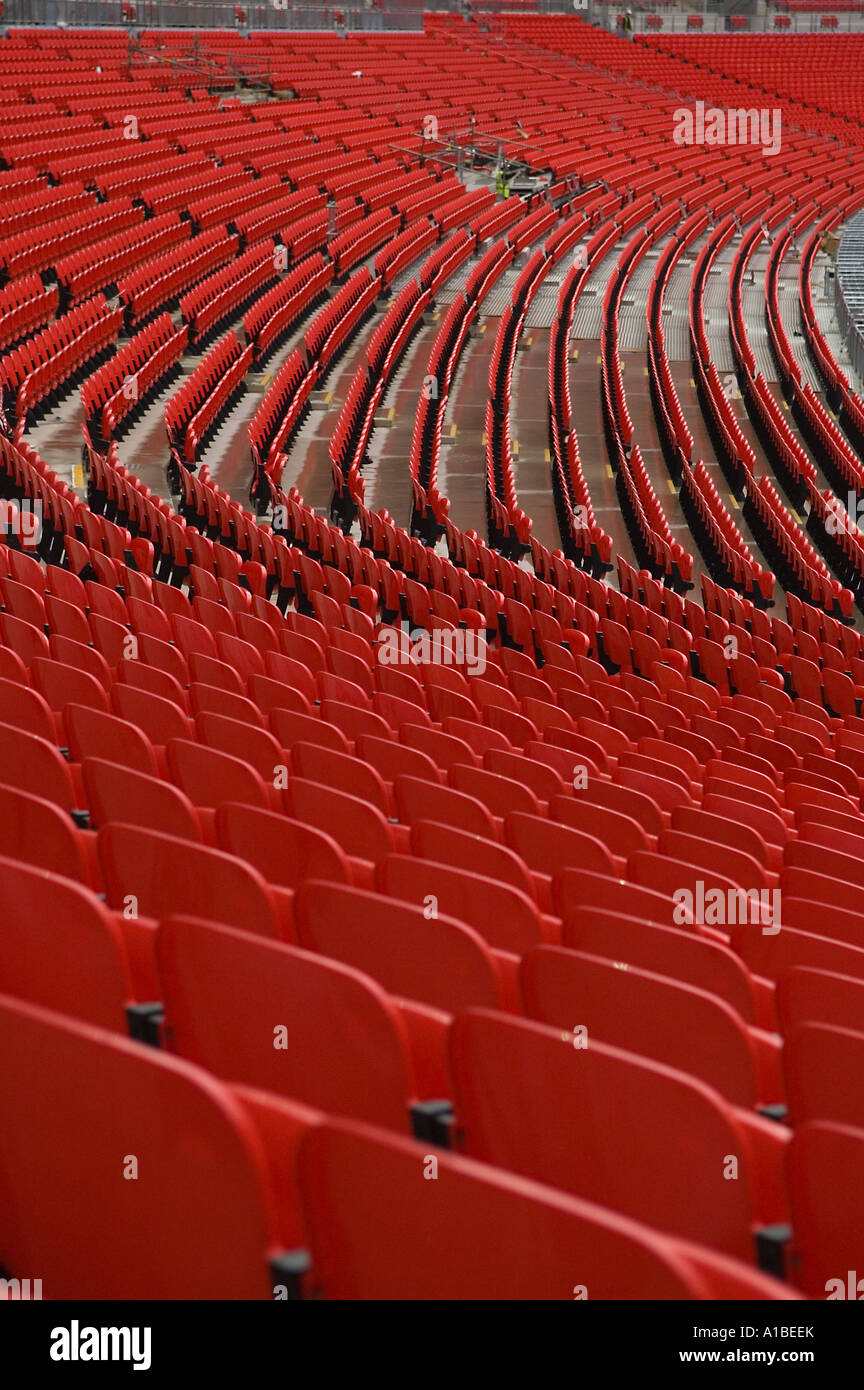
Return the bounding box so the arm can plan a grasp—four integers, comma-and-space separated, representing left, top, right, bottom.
117, 227, 239, 329
82, 313, 189, 445
179, 239, 280, 345
164, 331, 252, 467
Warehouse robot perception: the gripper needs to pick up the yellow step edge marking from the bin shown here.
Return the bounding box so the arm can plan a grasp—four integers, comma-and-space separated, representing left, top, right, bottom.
513, 440, 520, 455
605, 463, 614, 479
449, 423, 457, 437
666, 478, 676, 495
729, 494, 740, 510
387, 407, 395, 421
689, 377, 695, 388
544, 447, 550, 463
596, 354, 602, 365
72, 464, 84, 488
571, 349, 579, 361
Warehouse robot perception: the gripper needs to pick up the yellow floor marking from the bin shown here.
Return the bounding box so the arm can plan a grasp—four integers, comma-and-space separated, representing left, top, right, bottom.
666, 478, 676, 495
72, 464, 84, 488
571, 348, 579, 361
513, 440, 520, 455
689, 377, 695, 388
387, 407, 395, 421
643, 366, 649, 376
544, 447, 551, 463
596, 354, 602, 365
729, 494, 739, 510
449, 423, 457, 437
606, 463, 614, 479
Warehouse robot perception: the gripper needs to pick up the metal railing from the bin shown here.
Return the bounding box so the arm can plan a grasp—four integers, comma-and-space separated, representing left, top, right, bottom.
836, 210, 864, 385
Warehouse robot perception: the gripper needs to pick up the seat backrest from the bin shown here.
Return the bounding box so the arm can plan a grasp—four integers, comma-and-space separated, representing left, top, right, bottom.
214, 802, 351, 889
783, 1021, 864, 1129
562, 904, 755, 1022
777, 965, 864, 1037
376, 853, 544, 955
448, 1009, 757, 1260
157, 916, 414, 1131
0, 856, 131, 1030
0, 781, 90, 884
520, 945, 759, 1106
82, 758, 202, 841
410, 818, 536, 900
166, 737, 270, 811
296, 1119, 780, 1300
293, 880, 503, 1013
98, 823, 280, 939
0, 720, 77, 811
0, 992, 278, 1298
786, 1121, 864, 1299
64, 702, 158, 776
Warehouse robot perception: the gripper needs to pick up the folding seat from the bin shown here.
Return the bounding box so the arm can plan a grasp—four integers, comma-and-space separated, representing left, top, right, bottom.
263, 650, 318, 704
0, 838, 132, 1028
196, 710, 285, 786
293, 880, 507, 1015
617, 764, 691, 813
562, 905, 758, 1025
83, 758, 202, 843
116, 653, 188, 708
63, 701, 158, 779
785, 1121, 864, 1300
376, 853, 546, 956
283, 779, 396, 870
448, 1010, 782, 1263
729, 911, 864, 988
44, 592, 90, 647
0, 721, 80, 813
393, 774, 496, 840
281, 629, 326, 675
0, 676, 56, 742
795, 817, 864, 867
783, 1022, 864, 1130
0, 778, 92, 886
658, 829, 770, 893
189, 682, 265, 727
214, 799, 352, 890
777, 966, 864, 1038
443, 716, 511, 759
296, 1120, 795, 1301
0, 993, 284, 1298
137, 631, 189, 689
270, 707, 351, 755
0, 611, 50, 666
484, 747, 567, 803
48, 632, 113, 693
549, 795, 651, 860
166, 738, 271, 813
628, 851, 744, 919
85, 582, 128, 625
447, 764, 540, 821
290, 742, 389, 818
520, 946, 772, 1108
158, 916, 421, 1131
98, 822, 284, 941
783, 780, 857, 820
0, 574, 46, 629
111, 683, 191, 745
356, 734, 440, 787
578, 715, 629, 759
410, 815, 537, 902
45, 564, 87, 608
505, 812, 617, 880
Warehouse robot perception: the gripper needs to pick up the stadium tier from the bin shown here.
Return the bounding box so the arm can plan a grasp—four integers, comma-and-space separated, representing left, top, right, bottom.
1, 12, 864, 1310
